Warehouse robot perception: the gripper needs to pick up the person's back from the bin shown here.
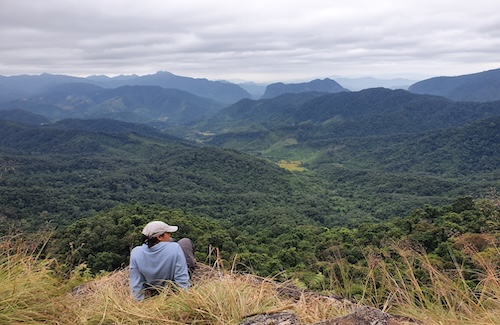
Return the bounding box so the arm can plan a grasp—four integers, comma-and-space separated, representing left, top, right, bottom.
129, 221, 192, 301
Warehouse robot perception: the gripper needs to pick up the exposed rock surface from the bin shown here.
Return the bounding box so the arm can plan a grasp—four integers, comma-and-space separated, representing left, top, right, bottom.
237, 307, 418, 325
238, 312, 300, 325
313, 306, 416, 325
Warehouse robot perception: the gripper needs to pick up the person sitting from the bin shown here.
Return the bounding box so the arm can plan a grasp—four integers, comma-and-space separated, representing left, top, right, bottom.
129, 221, 194, 301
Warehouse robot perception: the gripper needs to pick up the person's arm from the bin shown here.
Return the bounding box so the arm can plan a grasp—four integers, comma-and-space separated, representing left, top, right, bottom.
173, 245, 190, 289
129, 249, 146, 301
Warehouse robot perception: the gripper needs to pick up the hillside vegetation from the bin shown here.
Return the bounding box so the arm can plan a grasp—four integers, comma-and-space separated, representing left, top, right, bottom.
1, 119, 356, 234
1, 192, 499, 324
195, 89, 500, 220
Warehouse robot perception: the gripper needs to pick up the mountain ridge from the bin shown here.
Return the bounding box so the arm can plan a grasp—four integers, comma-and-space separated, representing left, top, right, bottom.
90, 71, 252, 104
408, 68, 500, 102
0, 71, 252, 104
201, 88, 500, 139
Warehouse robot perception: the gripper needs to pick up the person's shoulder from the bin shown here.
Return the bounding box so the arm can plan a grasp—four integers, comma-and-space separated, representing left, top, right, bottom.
131, 244, 146, 254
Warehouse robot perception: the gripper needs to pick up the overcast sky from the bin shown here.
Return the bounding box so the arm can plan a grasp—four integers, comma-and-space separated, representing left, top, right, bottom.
1, 0, 500, 83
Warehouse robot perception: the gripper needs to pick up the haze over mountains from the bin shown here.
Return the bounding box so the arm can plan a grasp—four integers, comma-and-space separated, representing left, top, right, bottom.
0, 68, 498, 127
0, 71, 251, 104
1, 67, 499, 133
1, 67, 499, 105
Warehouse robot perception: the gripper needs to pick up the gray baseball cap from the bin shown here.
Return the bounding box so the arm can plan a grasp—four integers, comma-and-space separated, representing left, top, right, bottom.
142, 221, 178, 237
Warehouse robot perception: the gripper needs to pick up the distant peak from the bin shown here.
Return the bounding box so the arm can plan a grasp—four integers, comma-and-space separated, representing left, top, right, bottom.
261, 78, 349, 99
154, 71, 174, 76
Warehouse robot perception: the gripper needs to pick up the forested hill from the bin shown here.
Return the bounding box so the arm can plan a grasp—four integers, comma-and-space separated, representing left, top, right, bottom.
408, 68, 500, 102
0, 118, 191, 154
0, 109, 50, 125
0, 84, 227, 125
202, 87, 500, 138
200, 92, 327, 129
50, 118, 190, 143
311, 116, 500, 176
0, 119, 349, 232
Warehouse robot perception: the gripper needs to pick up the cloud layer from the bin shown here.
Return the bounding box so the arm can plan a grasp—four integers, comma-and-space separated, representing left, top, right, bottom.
1, 0, 500, 82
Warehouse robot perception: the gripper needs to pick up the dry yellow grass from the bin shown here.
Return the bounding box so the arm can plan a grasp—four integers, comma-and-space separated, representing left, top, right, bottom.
1, 234, 499, 324
66, 263, 350, 324
0, 235, 68, 324
355, 243, 500, 325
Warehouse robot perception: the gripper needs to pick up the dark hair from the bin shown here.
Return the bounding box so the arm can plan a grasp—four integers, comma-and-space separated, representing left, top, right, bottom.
143, 235, 160, 248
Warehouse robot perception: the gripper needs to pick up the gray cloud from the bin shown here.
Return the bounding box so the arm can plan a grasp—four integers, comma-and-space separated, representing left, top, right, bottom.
1, 0, 500, 82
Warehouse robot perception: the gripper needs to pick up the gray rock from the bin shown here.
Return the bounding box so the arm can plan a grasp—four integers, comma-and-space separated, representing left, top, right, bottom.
238, 312, 301, 325
237, 307, 418, 325
313, 306, 413, 325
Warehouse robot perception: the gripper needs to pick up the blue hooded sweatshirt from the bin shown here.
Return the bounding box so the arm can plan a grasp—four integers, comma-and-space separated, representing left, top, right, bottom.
130, 241, 190, 301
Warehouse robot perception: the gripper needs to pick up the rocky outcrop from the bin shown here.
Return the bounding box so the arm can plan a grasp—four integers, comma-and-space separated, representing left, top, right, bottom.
313, 306, 417, 324
238, 307, 419, 325
238, 312, 300, 325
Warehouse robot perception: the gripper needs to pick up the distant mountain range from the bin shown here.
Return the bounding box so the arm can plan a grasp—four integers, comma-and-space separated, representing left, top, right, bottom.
2, 68, 500, 128
0, 71, 251, 104
87, 71, 251, 103
408, 68, 500, 102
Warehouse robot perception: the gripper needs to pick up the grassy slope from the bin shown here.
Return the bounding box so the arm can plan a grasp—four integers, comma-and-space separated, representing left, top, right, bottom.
1, 234, 498, 324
